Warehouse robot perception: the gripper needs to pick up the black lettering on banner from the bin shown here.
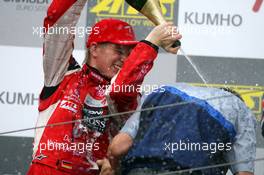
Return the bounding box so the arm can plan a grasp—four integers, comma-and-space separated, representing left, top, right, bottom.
0, 91, 38, 105
185, 12, 194, 24
31, 93, 39, 105
195, 12, 204, 25
17, 93, 30, 105
6, 92, 16, 104
220, 14, 230, 26
207, 14, 219, 25
232, 15, 243, 26
0, 92, 5, 104
184, 12, 243, 26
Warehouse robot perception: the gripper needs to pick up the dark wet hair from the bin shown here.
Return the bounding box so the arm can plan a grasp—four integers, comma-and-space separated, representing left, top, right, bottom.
220, 87, 244, 102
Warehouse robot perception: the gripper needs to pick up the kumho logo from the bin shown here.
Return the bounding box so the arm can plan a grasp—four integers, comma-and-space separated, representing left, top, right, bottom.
90, 0, 175, 20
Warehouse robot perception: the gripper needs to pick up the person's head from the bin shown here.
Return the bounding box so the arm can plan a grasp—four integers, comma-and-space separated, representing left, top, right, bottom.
86, 19, 138, 79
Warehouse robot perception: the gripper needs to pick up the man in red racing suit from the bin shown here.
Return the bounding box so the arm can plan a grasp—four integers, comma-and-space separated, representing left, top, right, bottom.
27, 0, 181, 174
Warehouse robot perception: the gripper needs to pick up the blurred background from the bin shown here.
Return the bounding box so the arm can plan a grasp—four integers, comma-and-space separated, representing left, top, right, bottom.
0, 0, 263, 174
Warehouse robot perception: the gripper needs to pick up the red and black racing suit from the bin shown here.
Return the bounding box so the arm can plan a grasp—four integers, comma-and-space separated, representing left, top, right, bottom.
27, 0, 159, 174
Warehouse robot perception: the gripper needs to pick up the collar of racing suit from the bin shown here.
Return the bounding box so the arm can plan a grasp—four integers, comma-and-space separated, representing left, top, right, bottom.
83, 64, 111, 84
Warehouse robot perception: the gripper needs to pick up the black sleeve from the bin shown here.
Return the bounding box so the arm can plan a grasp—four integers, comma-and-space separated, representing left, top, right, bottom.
40, 56, 80, 100
140, 40, 159, 52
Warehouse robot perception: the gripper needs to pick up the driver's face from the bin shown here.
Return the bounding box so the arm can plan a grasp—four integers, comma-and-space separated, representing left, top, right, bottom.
93, 43, 134, 79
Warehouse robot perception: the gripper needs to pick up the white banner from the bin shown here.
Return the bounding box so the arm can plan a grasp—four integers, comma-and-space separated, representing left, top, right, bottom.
178, 0, 264, 59
0, 46, 85, 137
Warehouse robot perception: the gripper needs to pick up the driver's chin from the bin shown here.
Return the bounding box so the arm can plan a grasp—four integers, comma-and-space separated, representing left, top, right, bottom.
103, 69, 117, 79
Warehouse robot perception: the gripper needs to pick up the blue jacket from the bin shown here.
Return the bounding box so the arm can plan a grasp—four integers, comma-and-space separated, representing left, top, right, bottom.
121, 84, 256, 174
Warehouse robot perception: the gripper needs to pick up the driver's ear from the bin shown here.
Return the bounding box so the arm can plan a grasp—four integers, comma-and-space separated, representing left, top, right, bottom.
89, 42, 98, 58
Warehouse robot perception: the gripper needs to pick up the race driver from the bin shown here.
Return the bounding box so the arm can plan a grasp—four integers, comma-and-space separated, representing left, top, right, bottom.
27, 0, 182, 174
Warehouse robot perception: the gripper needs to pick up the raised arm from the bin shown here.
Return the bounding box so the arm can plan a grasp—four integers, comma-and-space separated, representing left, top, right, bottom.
97, 102, 142, 175
107, 22, 181, 114
96, 131, 134, 175
105, 104, 141, 174
43, 0, 86, 87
